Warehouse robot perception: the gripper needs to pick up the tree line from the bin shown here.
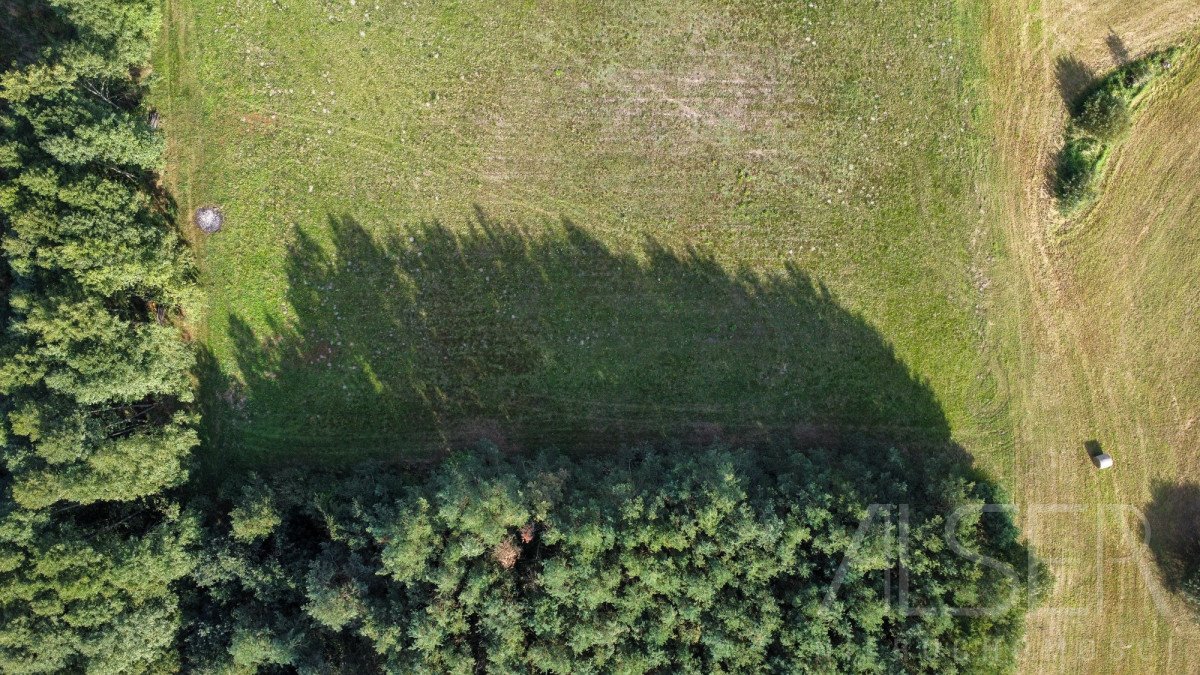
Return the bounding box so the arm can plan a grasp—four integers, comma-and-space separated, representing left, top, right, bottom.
187, 444, 1039, 673
0, 0, 198, 669
1, 0, 1042, 671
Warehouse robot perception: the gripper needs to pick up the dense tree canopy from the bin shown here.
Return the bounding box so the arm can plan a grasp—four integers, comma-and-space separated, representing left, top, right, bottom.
188, 445, 1041, 673
0, 0, 196, 669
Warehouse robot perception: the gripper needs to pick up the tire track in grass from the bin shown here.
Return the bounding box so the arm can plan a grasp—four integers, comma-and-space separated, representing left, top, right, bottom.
248, 108, 609, 223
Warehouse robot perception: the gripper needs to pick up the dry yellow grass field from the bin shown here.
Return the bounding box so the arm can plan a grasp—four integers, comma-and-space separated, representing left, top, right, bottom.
982, 1, 1200, 671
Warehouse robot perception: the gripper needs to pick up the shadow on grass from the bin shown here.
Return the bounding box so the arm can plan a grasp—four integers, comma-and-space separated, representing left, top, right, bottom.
1145, 481, 1200, 595
199, 207, 961, 472
1106, 29, 1130, 67
1056, 54, 1097, 112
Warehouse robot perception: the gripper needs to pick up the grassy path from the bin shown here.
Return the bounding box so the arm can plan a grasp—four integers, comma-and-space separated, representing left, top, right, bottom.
981, 1, 1200, 671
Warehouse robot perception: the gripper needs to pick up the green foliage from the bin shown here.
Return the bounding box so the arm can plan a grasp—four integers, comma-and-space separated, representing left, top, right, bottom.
188, 445, 1043, 673
1077, 89, 1130, 142
228, 478, 280, 543
1, 0, 196, 503
0, 504, 197, 673
1056, 47, 1186, 213
2, 286, 192, 404
46, 0, 161, 78
1055, 137, 1102, 210
0, 0, 197, 669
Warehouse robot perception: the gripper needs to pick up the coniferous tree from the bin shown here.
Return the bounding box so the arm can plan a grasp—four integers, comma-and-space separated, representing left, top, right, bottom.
0, 0, 197, 668
187, 445, 1042, 673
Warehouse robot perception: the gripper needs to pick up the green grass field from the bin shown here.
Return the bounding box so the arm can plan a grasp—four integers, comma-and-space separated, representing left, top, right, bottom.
153, 0, 1200, 669
155, 0, 1000, 471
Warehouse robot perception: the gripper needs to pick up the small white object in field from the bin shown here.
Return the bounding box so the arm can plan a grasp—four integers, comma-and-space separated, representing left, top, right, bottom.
194, 206, 224, 234
1093, 453, 1114, 470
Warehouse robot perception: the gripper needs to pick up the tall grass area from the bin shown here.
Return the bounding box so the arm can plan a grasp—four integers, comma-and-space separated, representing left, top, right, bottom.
154, 0, 999, 468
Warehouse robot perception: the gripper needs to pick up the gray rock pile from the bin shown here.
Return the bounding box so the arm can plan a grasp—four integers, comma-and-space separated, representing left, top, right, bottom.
194, 206, 224, 234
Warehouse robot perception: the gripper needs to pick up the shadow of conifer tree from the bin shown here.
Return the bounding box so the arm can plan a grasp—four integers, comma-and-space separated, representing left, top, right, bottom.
1145, 481, 1200, 604
200, 207, 958, 470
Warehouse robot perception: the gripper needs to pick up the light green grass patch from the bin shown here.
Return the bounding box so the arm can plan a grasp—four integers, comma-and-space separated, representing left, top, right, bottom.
154, 0, 998, 469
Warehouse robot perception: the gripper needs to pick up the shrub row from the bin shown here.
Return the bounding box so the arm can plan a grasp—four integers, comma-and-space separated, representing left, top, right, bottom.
1055, 48, 1184, 212
0, 0, 198, 670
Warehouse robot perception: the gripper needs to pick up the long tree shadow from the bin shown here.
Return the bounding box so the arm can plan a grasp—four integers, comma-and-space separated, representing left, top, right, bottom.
200, 208, 961, 471
1056, 54, 1097, 111
1145, 481, 1200, 597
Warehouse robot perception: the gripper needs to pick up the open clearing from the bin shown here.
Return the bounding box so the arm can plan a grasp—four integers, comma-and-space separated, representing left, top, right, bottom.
156, 0, 998, 469
155, 0, 1200, 670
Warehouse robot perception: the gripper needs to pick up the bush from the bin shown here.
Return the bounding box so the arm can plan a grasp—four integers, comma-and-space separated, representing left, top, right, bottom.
1055, 137, 1101, 209
1121, 59, 1156, 90
1077, 88, 1131, 142
1055, 47, 1183, 213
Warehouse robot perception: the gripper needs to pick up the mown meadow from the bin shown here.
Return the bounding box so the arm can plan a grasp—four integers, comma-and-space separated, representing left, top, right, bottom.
980, 1, 1200, 669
